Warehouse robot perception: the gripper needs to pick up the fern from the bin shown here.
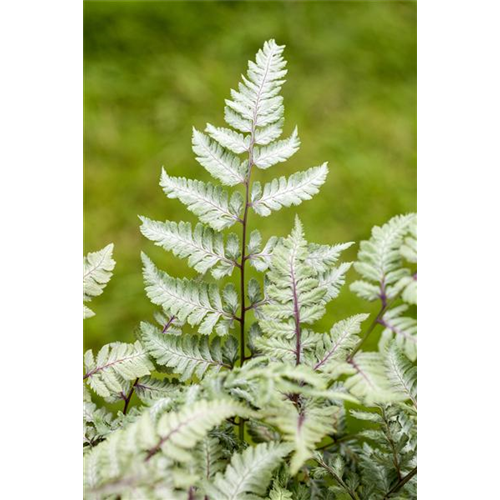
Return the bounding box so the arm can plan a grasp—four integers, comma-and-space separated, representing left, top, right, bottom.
83, 341, 153, 398
83, 39, 417, 500
142, 254, 233, 335
204, 442, 292, 500
140, 217, 238, 279
160, 169, 243, 231
148, 399, 251, 462
251, 164, 328, 217
265, 400, 338, 474
83, 243, 115, 318
312, 314, 369, 372
140, 321, 232, 381
350, 214, 416, 302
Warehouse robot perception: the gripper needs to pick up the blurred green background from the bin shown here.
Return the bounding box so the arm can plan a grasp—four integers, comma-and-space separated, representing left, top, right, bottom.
84, 0, 416, 352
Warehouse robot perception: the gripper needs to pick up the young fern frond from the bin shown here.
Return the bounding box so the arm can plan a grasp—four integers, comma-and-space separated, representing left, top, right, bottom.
83, 243, 115, 318
204, 442, 293, 500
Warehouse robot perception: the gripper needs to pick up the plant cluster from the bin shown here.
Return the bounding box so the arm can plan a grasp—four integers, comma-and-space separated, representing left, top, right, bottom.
83, 40, 417, 500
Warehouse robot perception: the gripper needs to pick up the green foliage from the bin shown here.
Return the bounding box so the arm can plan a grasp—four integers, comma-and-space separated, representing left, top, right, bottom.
84, 341, 153, 398
204, 442, 293, 500
83, 39, 416, 500
83, 244, 115, 319
350, 214, 416, 302
140, 321, 233, 381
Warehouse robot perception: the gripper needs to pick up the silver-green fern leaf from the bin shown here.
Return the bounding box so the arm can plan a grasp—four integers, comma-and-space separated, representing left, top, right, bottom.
83, 243, 115, 319
83, 39, 417, 500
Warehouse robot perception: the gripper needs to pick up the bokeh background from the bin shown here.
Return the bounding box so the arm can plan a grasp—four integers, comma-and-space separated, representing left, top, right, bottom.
84, 0, 416, 352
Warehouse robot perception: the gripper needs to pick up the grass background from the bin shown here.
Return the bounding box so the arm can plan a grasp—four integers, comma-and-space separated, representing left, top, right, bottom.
84, 0, 416, 352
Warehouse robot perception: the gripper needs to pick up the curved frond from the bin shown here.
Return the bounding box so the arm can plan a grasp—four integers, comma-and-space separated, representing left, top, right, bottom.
263, 218, 326, 331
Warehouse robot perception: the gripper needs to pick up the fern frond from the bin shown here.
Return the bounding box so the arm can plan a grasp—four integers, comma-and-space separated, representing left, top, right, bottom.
134, 376, 178, 403
140, 322, 230, 381
350, 214, 415, 301
262, 218, 326, 330
192, 128, 247, 186
195, 436, 227, 483
343, 353, 405, 405
305, 241, 353, 273
385, 343, 417, 408
255, 328, 318, 364
140, 217, 237, 278
400, 215, 417, 263
84, 341, 153, 398
265, 400, 338, 474
205, 123, 250, 154
224, 39, 287, 134
149, 399, 251, 463
318, 262, 352, 302
247, 230, 280, 272
160, 168, 243, 231
142, 254, 232, 335
204, 442, 292, 500
378, 305, 417, 361
251, 164, 328, 217
255, 119, 284, 145
253, 127, 300, 169
268, 483, 294, 500
83, 243, 115, 319
312, 314, 369, 372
